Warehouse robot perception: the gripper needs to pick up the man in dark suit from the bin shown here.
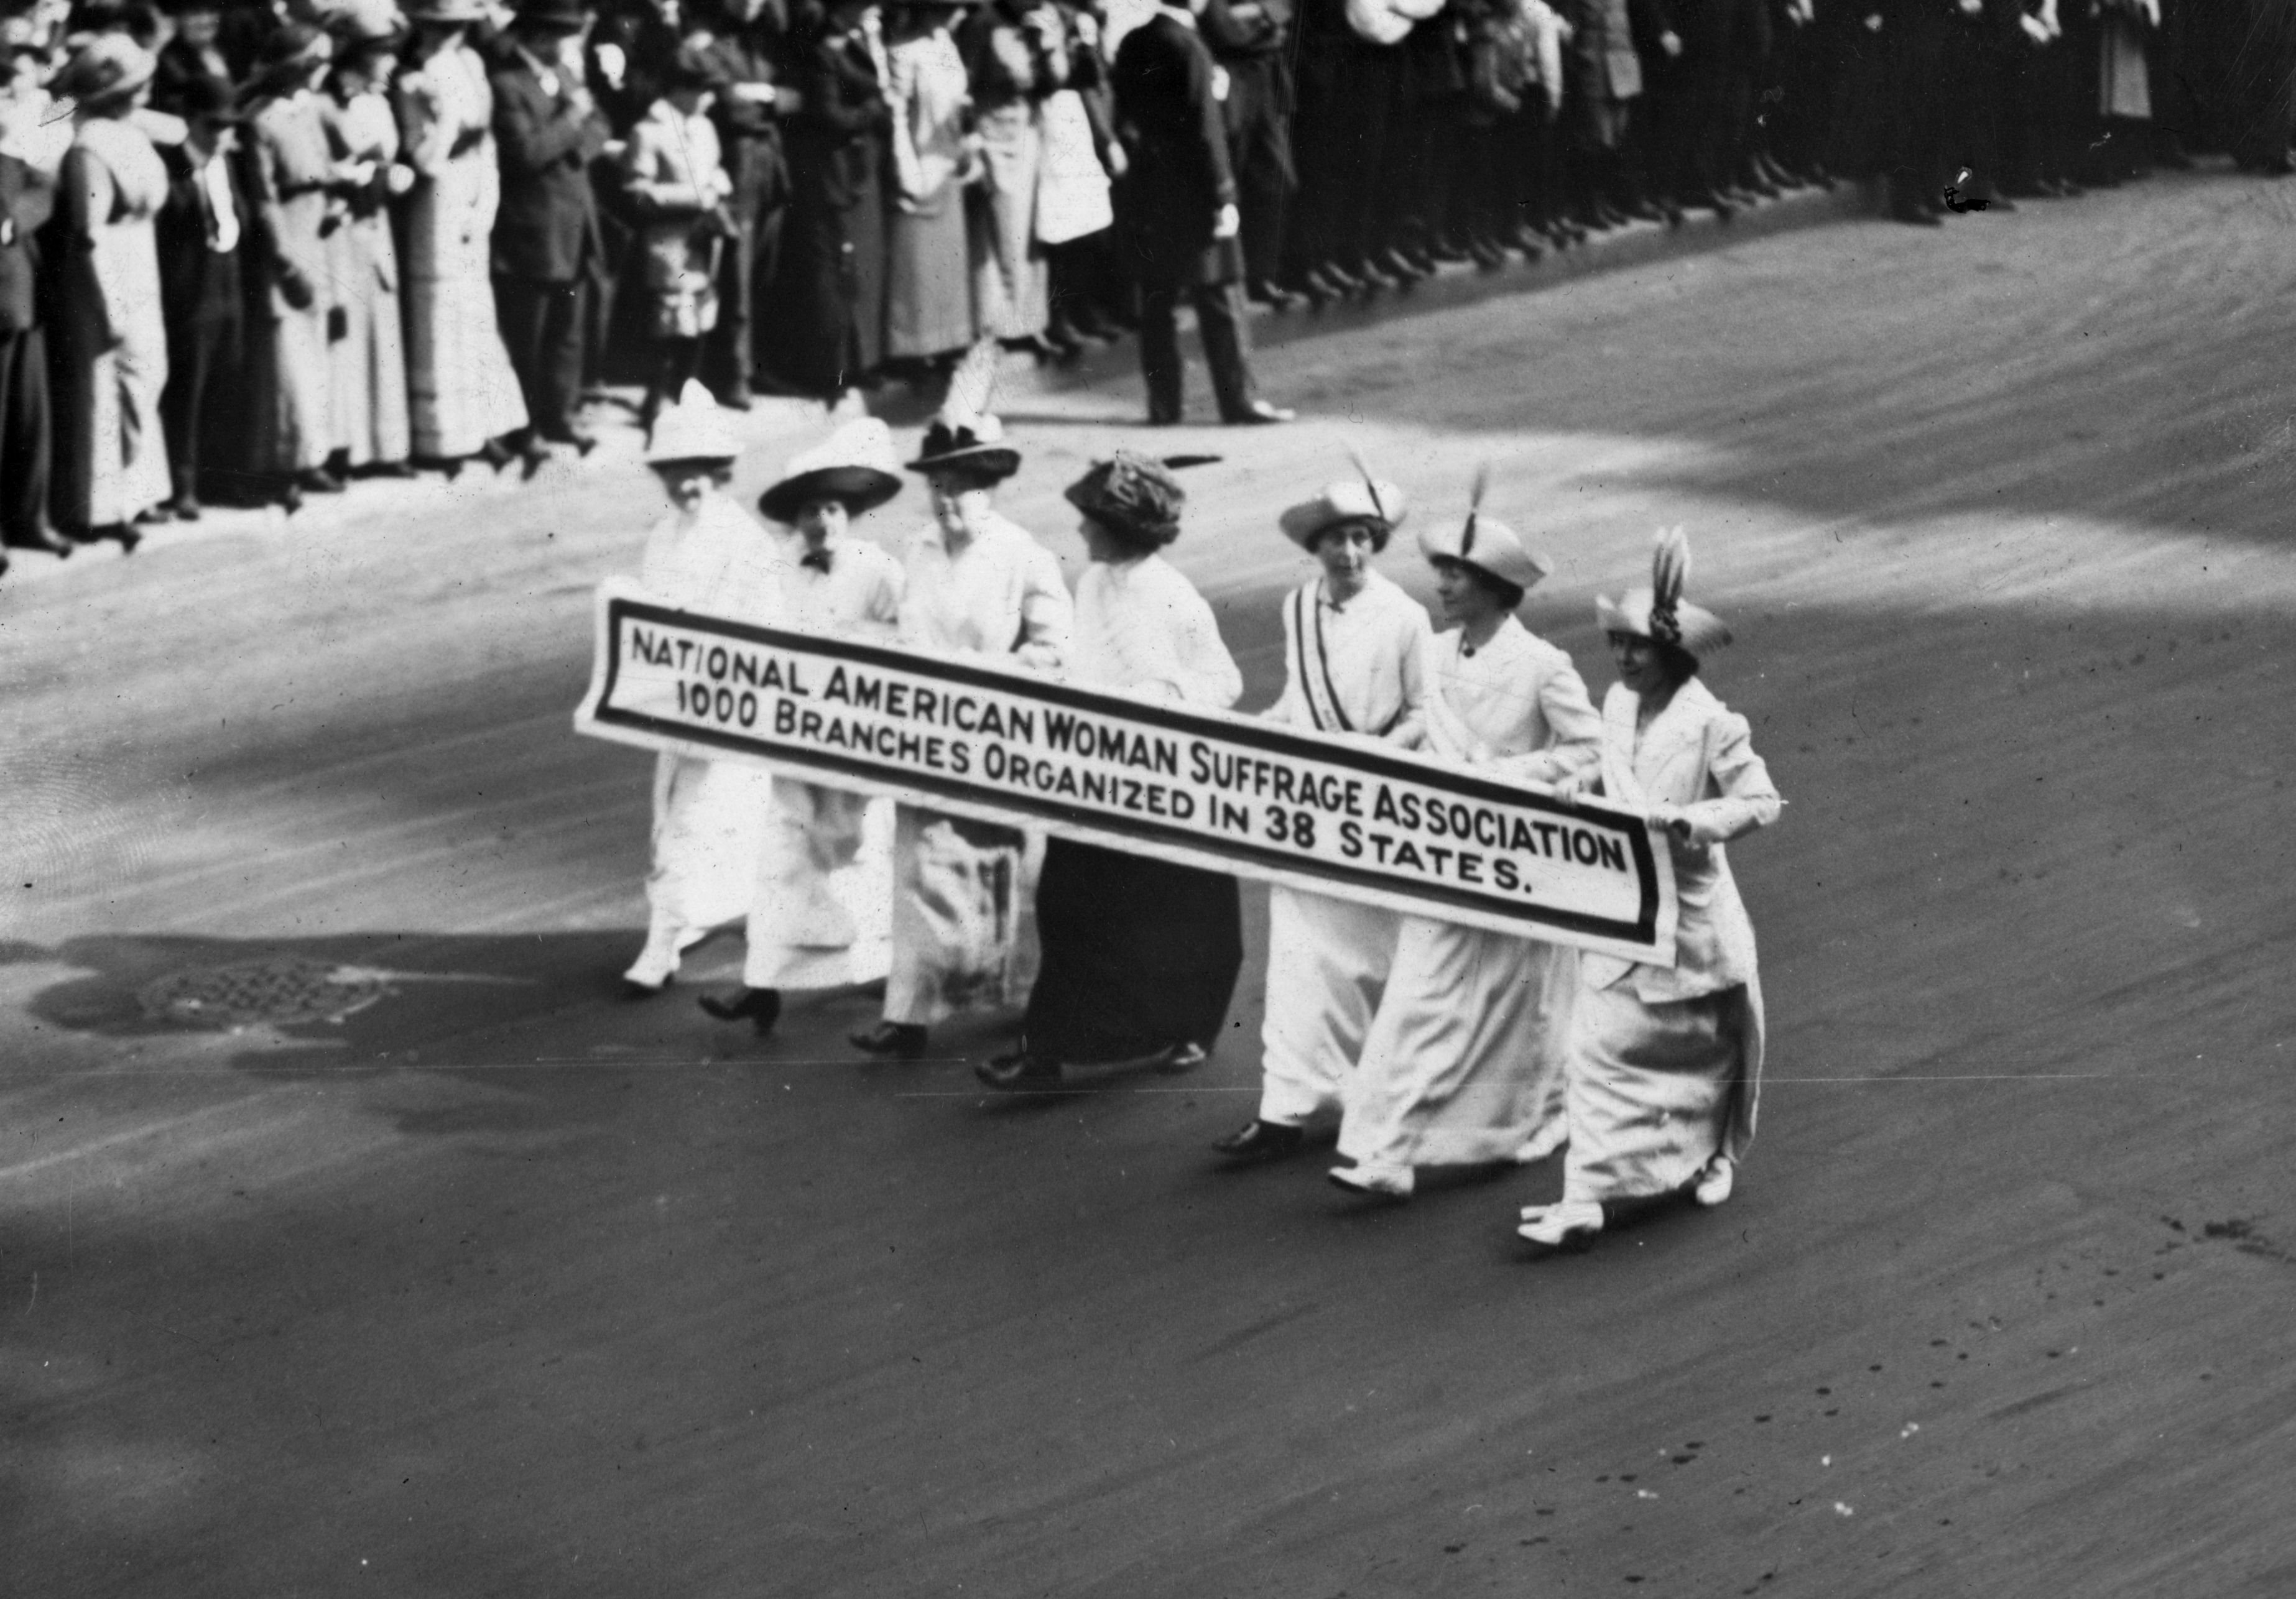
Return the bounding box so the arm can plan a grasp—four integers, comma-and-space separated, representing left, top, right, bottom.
0, 139, 61, 571
1111, 0, 1294, 426
491, 0, 613, 457
1199, 0, 1296, 309
151, 65, 247, 518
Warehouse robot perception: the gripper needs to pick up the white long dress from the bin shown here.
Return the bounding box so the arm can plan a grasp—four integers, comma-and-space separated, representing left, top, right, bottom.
1337, 618, 1602, 1176
1564, 676, 1780, 1203
882, 512, 1073, 1026
323, 90, 411, 467
1256, 570, 1432, 1127
395, 40, 527, 458
624, 497, 790, 987
743, 533, 906, 991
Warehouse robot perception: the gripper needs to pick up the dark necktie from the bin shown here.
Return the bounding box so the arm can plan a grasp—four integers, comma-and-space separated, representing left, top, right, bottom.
800, 548, 833, 574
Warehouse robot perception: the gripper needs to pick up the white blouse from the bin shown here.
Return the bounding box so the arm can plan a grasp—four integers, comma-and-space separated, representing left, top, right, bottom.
776, 532, 905, 641
1423, 616, 1602, 785
898, 512, 1073, 670
639, 497, 787, 627
1070, 555, 1242, 707
1267, 569, 1431, 745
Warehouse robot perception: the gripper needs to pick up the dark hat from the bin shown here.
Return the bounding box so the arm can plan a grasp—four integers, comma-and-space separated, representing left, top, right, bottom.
511, 0, 590, 30
1065, 451, 1189, 550
759, 418, 905, 524
154, 61, 243, 120
664, 35, 716, 86
252, 20, 334, 71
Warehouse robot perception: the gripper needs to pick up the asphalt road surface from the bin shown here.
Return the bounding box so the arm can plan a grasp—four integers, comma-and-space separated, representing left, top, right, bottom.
6, 173, 2295, 1599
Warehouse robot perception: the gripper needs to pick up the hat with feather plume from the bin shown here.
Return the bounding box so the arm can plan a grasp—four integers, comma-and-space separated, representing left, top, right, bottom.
1415, 464, 1551, 596
907, 341, 1020, 481
1596, 527, 1731, 657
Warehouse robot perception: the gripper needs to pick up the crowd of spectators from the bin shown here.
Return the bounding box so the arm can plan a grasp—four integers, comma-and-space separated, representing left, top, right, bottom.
1, 0, 2291, 568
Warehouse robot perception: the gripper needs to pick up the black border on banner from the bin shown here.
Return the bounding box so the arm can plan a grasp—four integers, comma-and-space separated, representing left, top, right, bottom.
579, 591, 1672, 956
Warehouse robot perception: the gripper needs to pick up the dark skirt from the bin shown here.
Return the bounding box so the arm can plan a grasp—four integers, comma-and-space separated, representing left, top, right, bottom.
1020, 838, 1243, 1064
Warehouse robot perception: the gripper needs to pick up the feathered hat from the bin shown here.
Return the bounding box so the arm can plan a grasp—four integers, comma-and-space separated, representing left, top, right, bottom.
1415, 465, 1551, 596
644, 379, 743, 466
1596, 527, 1731, 656
1280, 448, 1407, 547
758, 417, 904, 524
907, 341, 1020, 481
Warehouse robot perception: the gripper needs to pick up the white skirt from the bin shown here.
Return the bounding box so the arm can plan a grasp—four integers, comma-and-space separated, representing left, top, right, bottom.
1562, 980, 1759, 1205
881, 806, 1042, 1026
1258, 886, 1400, 1126
744, 781, 895, 992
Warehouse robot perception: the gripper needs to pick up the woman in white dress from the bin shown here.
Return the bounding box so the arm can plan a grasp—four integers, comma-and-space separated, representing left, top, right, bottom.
1213, 475, 1433, 1164
395, 0, 527, 470
46, 37, 172, 549
621, 383, 790, 993
699, 418, 909, 1036
977, 451, 1244, 1090
1329, 502, 1602, 1200
883, 0, 980, 362
849, 389, 1072, 1059
1518, 528, 1782, 1251
322, 21, 413, 474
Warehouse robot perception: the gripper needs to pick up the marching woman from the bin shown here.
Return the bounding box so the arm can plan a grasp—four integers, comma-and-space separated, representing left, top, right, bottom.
1329, 496, 1602, 1199
976, 451, 1246, 1090
620, 382, 790, 995
700, 417, 909, 1035
849, 364, 1073, 1059
1213, 474, 1432, 1164
1517, 528, 1782, 1251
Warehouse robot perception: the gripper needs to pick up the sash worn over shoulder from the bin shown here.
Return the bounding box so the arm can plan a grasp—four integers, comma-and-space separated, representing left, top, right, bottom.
1290, 586, 1403, 739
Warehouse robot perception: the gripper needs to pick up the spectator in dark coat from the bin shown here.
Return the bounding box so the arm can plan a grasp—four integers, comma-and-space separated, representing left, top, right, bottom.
1198, 0, 1295, 308
770, 0, 888, 402
1110, 0, 1293, 426
692, 0, 791, 408
1, 142, 64, 565
150, 64, 248, 518
490, 0, 611, 459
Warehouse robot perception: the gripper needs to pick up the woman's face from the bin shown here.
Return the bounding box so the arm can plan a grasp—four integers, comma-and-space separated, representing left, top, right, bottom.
795, 497, 849, 546
1432, 558, 1502, 627
1609, 631, 1676, 697
928, 472, 991, 540
1313, 522, 1377, 591
652, 461, 722, 515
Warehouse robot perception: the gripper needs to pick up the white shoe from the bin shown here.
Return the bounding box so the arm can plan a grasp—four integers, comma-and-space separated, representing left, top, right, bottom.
1516, 1200, 1603, 1248
1328, 1161, 1414, 1200
1512, 1119, 1570, 1165
623, 921, 703, 989
1692, 1155, 1736, 1208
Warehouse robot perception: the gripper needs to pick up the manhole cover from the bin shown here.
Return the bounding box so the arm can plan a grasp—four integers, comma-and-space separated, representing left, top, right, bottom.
139, 959, 391, 1030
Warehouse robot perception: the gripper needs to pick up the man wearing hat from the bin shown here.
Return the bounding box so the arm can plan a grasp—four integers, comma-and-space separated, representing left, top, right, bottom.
1, 41, 65, 568
978, 451, 1247, 1090
698, 417, 908, 1035
621, 379, 792, 994
1213, 472, 1431, 1163
490, 0, 611, 461
1517, 527, 1782, 1252
150, 50, 248, 520
1329, 488, 1602, 1200
1108, 0, 1294, 426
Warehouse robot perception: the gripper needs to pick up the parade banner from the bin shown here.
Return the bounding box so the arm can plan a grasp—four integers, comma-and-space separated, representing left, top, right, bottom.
575, 583, 1678, 963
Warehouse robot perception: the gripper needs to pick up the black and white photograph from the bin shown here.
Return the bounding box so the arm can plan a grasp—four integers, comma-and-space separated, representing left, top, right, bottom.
4, 0, 2294, 1590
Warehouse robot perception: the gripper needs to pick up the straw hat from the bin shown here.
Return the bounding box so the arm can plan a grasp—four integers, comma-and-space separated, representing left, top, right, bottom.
758, 418, 904, 523
1417, 514, 1550, 597
1279, 476, 1407, 547
644, 380, 742, 465
49, 34, 156, 108
1595, 527, 1731, 657
405, 0, 488, 23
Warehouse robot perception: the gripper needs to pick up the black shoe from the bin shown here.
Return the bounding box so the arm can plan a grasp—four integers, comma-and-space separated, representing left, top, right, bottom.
976, 1051, 1063, 1090
1371, 246, 1428, 285
1223, 399, 1296, 426
1425, 237, 1471, 265
476, 436, 515, 472
621, 975, 671, 1000
519, 439, 554, 479
720, 382, 754, 412
1468, 236, 1508, 272
1507, 223, 1549, 260
107, 522, 142, 553
849, 1021, 928, 1059
1211, 1118, 1306, 1163
12, 526, 75, 557
298, 467, 345, 494
1248, 277, 1303, 312
698, 986, 782, 1035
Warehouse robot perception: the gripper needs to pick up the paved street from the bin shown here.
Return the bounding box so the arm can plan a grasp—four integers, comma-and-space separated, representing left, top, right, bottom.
5, 172, 2295, 1598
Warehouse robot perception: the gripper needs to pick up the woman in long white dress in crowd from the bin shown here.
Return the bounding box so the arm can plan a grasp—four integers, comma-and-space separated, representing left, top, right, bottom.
699, 417, 909, 1036
1213, 472, 1432, 1164
849, 363, 1071, 1059
620, 382, 790, 994
1330, 489, 1601, 1200
1517, 528, 1782, 1252
976, 451, 1245, 1090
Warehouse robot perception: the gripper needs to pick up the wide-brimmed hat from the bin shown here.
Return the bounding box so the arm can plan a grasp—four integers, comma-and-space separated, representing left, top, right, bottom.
152, 61, 243, 121
49, 34, 157, 107
645, 380, 742, 465
1280, 476, 1407, 548
405, 0, 488, 23
907, 339, 1019, 481
511, 0, 589, 30
1066, 451, 1191, 550
330, 0, 410, 51
759, 417, 904, 523
1595, 527, 1731, 657
249, 21, 335, 78
1418, 513, 1550, 597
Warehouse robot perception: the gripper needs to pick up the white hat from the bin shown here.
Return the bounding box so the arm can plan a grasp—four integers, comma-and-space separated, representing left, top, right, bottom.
758, 417, 904, 523
1417, 513, 1551, 596
644, 380, 742, 465
1280, 477, 1407, 546
1596, 527, 1732, 656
